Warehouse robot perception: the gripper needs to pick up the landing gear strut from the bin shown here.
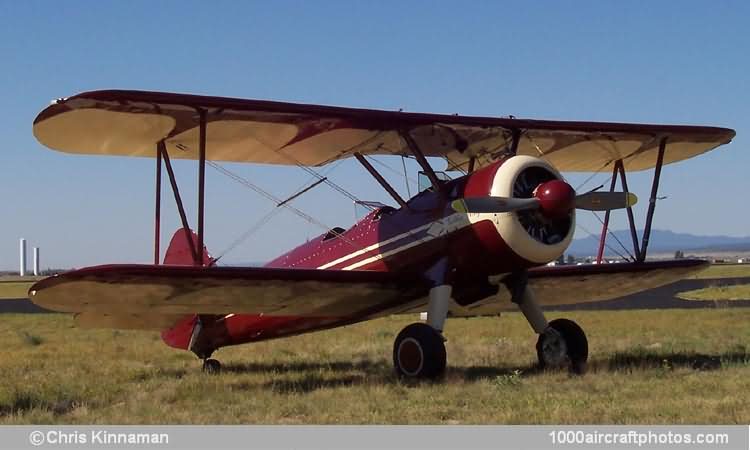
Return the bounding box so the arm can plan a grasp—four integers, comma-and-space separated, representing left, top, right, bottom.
393, 284, 451, 379
505, 272, 588, 374
190, 316, 222, 375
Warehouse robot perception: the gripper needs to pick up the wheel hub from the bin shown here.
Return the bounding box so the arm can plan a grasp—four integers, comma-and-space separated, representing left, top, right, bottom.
397, 337, 424, 376
539, 328, 568, 367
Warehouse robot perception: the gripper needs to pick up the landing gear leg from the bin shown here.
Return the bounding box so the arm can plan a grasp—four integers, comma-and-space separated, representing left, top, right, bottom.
393, 284, 450, 379
189, 316, 222, 375
505, 272, 588, 374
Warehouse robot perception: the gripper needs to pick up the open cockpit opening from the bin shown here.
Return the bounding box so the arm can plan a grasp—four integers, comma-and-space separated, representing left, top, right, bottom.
322, 227, 346, 241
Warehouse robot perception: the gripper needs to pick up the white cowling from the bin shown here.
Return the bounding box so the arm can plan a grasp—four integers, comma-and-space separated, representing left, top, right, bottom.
485, 155, 575, 264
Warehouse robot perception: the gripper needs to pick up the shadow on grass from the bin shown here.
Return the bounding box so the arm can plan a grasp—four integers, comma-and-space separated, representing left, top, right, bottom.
169, 349, 750, 395
0, 392, 80, 417
264, 375, 365, 394
222, 360, 387, 374
222, 359, 544, 393
601, 349, 749, 372
130, 367, 188, 382
453, 364, 543, 381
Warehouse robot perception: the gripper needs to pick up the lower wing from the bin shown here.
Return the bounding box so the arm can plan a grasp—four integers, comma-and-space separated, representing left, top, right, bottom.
29, 259, 707, 328
428, 259, 709, 317
29, 264, 428, 329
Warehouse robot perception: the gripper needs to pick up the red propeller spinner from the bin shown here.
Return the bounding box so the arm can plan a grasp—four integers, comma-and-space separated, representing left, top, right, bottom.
534, 180, 576, 219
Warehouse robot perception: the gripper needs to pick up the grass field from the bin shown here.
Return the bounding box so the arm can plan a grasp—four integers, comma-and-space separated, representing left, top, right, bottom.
690, 264, 750, 279
0, 309, 748, 424
0, 282, 34, 300
677, 284, 750, 301
0, 277, 43, 300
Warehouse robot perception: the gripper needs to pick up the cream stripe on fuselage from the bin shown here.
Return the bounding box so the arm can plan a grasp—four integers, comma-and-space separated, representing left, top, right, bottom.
320, 213, 478, 271
315, 221, 437, 269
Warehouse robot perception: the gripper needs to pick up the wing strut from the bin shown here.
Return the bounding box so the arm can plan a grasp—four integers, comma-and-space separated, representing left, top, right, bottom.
595, 137, 667, 263
154, 147, 162, 265
197, 110, 207, 265
400, 130, 445, 196
639, 137, 667, 261
354, 153, 407, 208
596, 160, 641, 262
617, 160, 642, 260
158, 141, 200, 265
153, 111, 209, 266
509, 129, 521, 155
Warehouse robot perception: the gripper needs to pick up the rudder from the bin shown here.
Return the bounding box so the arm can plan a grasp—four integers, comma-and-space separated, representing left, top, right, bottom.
163, 228, 214, 266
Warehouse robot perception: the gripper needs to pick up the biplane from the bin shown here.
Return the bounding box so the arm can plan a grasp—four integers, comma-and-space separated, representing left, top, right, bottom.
30, 90, 735, 378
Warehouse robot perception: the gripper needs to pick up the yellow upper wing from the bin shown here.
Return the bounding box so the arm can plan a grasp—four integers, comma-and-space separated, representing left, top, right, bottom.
34, 90, 735, 172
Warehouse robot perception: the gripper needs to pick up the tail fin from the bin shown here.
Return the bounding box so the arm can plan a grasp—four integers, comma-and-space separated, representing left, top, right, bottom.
163, 228, 214, 266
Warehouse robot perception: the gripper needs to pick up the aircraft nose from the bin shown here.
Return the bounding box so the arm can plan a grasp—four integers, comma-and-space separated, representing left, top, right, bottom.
534, 180, 575, 219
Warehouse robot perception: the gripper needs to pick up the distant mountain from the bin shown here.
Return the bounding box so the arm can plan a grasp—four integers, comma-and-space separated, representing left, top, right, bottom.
568, 229, 750, 257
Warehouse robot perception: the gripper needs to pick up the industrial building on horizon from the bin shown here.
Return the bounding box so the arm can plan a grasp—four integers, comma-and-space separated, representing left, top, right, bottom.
18, 238, 40, 276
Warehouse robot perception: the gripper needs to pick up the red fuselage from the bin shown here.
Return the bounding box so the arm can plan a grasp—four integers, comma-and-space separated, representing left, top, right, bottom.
162, 155, 572, 353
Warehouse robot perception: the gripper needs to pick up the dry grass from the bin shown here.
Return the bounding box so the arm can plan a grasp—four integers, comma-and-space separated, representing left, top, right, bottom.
690, 264, 750, 279
0, 276, 45, 282
0, 276, 43, 299
0, 309, 748, 424
0, 281, 35, 300
677, 284, 750, 301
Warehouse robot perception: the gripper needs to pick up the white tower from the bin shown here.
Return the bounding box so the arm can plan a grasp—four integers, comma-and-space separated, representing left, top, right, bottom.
19, 238, 27, 277
33, 247, 40, 276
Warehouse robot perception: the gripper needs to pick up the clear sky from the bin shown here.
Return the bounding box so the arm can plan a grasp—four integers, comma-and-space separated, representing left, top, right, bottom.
1, 1, 748, 270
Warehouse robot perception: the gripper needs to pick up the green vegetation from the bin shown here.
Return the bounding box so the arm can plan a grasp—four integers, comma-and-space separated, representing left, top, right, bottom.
0, 281, 36, 300
0, 276, 44, 299
677, 284, 750, 301
0, 309, 748, 424
690, 264, 750, 279
0, 276, 45, 282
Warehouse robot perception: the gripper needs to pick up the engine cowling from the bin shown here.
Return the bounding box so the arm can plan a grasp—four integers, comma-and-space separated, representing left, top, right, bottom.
467, 155, 575, 265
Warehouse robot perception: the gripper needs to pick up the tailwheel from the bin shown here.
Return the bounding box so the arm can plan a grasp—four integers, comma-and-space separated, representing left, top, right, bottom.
202, 358, 221, 374
536, 318, 588, 374
393, 322, 446, 379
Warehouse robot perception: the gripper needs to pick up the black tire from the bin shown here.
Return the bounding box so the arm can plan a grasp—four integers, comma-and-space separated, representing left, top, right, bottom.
393, 323, 446, 379
202, 358, 221, 374
536, 318, 588, 374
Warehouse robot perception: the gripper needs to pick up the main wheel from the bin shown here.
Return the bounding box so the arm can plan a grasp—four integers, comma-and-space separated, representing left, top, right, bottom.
393, 323, 446, 379
536, 318, 588, 374
202, 358, 221, 374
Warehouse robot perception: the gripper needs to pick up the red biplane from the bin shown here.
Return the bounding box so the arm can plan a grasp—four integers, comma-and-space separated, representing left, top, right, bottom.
30, 90, 735, 378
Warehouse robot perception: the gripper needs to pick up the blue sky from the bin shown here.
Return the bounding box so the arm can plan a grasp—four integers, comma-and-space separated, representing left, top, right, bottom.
1, 1, 748, 269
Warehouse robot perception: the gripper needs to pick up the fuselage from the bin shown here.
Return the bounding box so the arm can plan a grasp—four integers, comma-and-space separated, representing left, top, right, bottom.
162, 155, 576, 353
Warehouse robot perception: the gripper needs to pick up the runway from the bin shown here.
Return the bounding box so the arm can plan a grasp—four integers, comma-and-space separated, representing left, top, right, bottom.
552, 277, 750, 311
2, 277, 748, 315
0, 299, 50, 314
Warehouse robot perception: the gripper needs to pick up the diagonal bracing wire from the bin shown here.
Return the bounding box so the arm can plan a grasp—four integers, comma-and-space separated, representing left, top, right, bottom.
214, 162, 342, 261
366, 155, 418, 185
575, 222, 631, 262
269, 130, 394, 210
213, 207, 284, 263
207, 161, 362, 251
589, 211, 636, 261
571, 161, 638, 261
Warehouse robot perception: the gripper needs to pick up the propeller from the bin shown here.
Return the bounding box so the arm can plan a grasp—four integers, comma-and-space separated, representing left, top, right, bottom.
452, 179, 637, 218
